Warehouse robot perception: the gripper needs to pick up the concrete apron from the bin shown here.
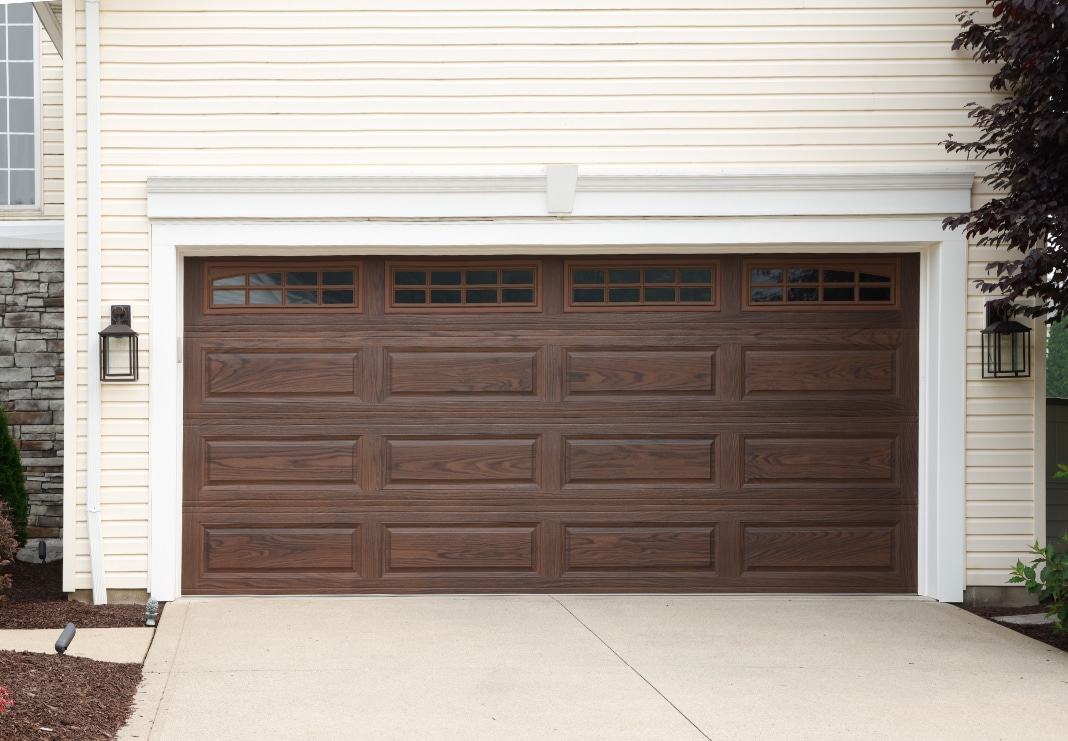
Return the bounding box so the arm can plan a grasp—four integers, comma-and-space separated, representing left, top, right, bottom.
120, 596, 1068, 741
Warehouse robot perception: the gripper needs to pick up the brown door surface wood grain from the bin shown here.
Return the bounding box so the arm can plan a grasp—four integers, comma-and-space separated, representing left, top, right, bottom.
182, 255, 919, 594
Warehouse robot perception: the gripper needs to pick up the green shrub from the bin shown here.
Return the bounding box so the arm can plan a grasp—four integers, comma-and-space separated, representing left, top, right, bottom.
0, 407, 27, 545
0, 502, 17, 598
1009, 533, 1068, 632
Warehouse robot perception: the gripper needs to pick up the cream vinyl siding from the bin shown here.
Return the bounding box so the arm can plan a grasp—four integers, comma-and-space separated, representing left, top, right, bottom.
39, 5, 61, 217
965, 179, 1041, 587
68, 0, 1030, 593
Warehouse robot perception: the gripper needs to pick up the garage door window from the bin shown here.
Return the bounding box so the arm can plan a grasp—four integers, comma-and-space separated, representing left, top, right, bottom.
206, 263, 361, 312
745, 260, 898, 309
386, 263, 540, 311
565, 260, 720, 311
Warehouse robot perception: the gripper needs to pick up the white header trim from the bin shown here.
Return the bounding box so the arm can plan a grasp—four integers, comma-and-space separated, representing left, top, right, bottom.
146, 169, 975, 220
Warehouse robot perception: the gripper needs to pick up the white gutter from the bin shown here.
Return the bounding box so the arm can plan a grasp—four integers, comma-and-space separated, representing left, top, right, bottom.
85, 0, 106, 606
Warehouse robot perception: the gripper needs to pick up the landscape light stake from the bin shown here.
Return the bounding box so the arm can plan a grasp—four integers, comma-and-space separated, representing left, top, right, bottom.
55, 622, 76, 654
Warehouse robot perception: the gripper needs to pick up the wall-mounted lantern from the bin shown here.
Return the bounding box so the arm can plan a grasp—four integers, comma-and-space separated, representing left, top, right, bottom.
99, 305, 138, 382
981, 301, 1031, 379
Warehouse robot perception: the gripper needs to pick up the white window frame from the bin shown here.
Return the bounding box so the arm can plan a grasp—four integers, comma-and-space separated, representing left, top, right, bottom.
0, 8, 42, 212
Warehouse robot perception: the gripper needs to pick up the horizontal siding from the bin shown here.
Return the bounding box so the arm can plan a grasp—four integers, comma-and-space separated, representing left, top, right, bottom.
41, 23, 63, 218
70, 1, 1027, 595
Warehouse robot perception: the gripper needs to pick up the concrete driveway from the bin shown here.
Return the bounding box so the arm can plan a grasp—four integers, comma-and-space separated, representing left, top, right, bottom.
120, 596, 1068, 740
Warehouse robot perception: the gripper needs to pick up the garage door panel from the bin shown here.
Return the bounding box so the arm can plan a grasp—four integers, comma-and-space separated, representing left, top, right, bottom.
204, 350, 362, 398
204, 526, 360, 573
565, 437, 717, 484
563, 525, 716, 572
742, 436, 898, 485
742, 523, 898, 572
386, 349, 542, 397
565, 349, 717, 396
384, 525, 539, 573
204, 439, 361, 485
384, 437, 540, 486
744, 348, 897, 395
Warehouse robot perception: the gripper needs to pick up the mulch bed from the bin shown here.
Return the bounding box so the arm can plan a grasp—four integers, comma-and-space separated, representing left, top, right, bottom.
958, 602, 1068, 653
0, 652, 141, 740
0, 560, 150, 629
0, 559, 151, 739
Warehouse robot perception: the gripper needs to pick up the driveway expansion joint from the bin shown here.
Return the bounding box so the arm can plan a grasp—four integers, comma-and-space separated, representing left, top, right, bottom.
550, 595, 713, 741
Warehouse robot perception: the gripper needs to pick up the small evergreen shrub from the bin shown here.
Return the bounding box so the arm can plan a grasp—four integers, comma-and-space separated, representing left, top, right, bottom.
0, 407, 28, 545
0, 502, 18, 598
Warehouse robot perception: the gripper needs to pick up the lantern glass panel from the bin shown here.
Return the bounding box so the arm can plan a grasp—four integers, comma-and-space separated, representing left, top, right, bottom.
107, 335, 133, 377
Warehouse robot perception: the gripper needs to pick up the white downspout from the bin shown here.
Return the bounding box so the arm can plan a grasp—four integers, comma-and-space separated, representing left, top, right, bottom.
85, 0, 106, 605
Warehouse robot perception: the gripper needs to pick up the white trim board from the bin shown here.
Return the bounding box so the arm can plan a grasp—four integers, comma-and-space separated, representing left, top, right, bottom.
145, 169, 971, 603
0, 219, 62, 249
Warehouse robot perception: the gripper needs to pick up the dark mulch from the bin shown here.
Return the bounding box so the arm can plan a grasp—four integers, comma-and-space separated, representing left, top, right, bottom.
0, 559, 153, 739
0, 560, 151, 629
958, 602, 1068, 652
0, 651, 141, 740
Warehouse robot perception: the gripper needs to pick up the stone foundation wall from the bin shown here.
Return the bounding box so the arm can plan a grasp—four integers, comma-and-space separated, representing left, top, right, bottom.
0, 247, 63, 537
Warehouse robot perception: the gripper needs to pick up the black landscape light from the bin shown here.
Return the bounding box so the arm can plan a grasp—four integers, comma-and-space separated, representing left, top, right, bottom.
981, 301, 1031, 379
55, 622, 76, 654
99, 305, 139, 382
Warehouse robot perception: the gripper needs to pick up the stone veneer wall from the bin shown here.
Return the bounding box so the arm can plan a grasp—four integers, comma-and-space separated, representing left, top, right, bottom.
0, 248, 63, 537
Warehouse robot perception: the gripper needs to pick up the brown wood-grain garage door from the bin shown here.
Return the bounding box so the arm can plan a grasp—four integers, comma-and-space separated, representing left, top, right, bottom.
182, 254, 918, 594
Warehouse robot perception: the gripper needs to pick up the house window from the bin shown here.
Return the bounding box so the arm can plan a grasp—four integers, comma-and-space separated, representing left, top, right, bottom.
565, 259, 720, 311
744, 259, 898, 309
0, 4, 38, 208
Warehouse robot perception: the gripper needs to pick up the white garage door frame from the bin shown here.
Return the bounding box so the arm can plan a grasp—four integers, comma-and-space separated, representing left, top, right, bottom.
145, 169, 973, 602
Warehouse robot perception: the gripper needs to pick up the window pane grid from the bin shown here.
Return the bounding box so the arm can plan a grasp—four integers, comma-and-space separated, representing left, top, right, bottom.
745, 262, 896, 308
388, 265, 538, 309
208, 267, 358, 310
567, 263, 717, 309
1, 11, 35, 207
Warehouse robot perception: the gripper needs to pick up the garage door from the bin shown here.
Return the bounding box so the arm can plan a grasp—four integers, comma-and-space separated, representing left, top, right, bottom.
182, 254, 917, 594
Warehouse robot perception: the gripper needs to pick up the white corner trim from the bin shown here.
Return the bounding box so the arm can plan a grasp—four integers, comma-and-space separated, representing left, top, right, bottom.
146, 170, 975, 221
145, 170, 971, 603
0, 219, 63, 249
546, 165, 578, 214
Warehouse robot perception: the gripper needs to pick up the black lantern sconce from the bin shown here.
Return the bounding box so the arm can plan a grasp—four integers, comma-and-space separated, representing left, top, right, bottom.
980, 301, 1031, 379
99, 305, 138, 382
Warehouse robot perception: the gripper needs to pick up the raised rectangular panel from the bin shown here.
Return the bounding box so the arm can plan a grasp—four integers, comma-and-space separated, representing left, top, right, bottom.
744, 350, 894, 395
204, 527, 359, 572
743, 525, 895, 571
566, 438, 716, 483
743, 437, 895, 484
386, 438, 537, 484
205, 352, 359, 396
565, 526, 715, 571
386, 350, 537, 396
385, 526, 536, 572
205, 440, 358, 484
566, 350, 715, 395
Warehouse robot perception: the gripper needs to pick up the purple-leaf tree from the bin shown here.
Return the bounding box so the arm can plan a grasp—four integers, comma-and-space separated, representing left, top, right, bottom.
943, 0, 1068, 321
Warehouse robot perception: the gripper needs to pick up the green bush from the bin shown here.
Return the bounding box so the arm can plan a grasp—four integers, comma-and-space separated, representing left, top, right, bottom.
0, 407, 27, 545
1009, 533, 1068, 632
0, 502, 17, 598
